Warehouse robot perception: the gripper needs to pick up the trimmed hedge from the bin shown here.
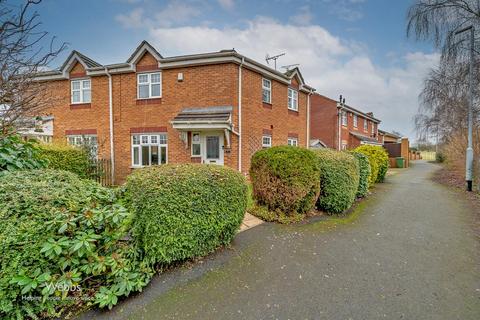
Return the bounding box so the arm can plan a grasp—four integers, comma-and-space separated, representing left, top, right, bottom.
125, 164, 248, 265
39, 143, 91, 179
354, 145, 389, 183
314, 149, 359, 214
350, 151, 371, 198
0, 170, 152, 319
249, 146, 320, 216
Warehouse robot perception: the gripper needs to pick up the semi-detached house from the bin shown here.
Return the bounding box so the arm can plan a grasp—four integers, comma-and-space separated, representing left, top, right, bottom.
34, 41, 315, 183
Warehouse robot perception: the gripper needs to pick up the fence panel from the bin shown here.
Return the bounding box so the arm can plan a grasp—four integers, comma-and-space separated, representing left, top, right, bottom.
90, 158, 113, 187
384, 143, 401, 158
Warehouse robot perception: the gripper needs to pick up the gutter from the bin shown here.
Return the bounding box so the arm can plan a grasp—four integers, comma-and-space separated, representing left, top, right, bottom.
238, 57, 244, 172
105, 67, 115, 184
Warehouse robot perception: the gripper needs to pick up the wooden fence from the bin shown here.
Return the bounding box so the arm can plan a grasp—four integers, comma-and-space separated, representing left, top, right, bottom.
89, 158, 113, 186
419, 151, 436, 161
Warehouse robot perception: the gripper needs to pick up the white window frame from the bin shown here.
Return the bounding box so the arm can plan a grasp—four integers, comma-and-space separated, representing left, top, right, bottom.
371, 122, 375, 135
66, 134, 98, 157
137, 72, 162, 99
191, 132, 201, 157
131, 133, 168, 167
287, 137, 298, 146
341, 111, 348, 126
353, 114, 358, 128
262, 135, 272, 148
363, 118, 368, 131
262, 78, 271, 104
288, 88, 298, 111
342, 141, 348, 150
71, 79, 91, 104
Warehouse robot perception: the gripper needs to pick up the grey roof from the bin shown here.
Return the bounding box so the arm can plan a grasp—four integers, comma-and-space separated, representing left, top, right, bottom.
350, 131, 381, 144
310, 139, 327, 148
378, 129, 401, 138
127, 40, 163, 63
59, 50, 102, 71
172, 106, 232, 123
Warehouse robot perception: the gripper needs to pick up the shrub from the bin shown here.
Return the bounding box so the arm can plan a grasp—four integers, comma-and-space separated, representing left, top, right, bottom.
125, 164, 248, 265
39, 143, 91, 179
249, 146, 320, 217
0, 134, 47, 173
436, 151, 445, 163
314, 149, 359, 214
354, 145, 389, 183
0, 170, 153, 319
350, 151, 371, 198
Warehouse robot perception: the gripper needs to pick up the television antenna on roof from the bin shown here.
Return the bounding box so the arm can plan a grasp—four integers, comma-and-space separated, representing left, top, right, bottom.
265, 52, 285, 70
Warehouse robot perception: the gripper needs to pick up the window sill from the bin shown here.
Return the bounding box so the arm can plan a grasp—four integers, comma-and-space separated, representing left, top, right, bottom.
136, 98, 162, 105
288, 109, 299, 116
262, 102, 272, 109
70, 103, 91, 109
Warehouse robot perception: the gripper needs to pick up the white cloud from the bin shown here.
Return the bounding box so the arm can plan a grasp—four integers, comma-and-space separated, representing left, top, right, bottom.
289, 6, 314, 26
122, 16, 437, 139
115, 8, 145, 29
217, 0, 235, 10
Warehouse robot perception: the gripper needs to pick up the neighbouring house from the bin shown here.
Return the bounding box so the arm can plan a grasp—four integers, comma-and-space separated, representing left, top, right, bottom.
310, 93, 382, 150
33, 41, 315, 183
378, 129, 401, 144
16, 116, 54, 143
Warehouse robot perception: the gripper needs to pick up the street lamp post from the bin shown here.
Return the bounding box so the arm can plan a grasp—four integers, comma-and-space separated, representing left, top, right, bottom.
455, 25, 475, 192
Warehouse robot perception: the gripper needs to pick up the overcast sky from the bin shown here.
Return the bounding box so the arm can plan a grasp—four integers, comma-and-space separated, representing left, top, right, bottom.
34, 0, 439, 141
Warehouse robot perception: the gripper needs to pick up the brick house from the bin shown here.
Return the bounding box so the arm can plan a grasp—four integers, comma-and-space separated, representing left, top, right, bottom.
310, 93, 382, 150
378, 129, 401, 144
34, 41, 315, 183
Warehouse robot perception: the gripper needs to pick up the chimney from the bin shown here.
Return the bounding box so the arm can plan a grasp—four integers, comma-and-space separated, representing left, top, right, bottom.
366, 112, 374, 117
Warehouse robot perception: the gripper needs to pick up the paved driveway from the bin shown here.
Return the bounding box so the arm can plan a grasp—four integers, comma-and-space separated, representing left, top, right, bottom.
84, 161, 480, 320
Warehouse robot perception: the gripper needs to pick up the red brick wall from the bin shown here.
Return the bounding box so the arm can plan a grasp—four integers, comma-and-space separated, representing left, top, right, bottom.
40, 52, 308, 183
310, 94, 338, 148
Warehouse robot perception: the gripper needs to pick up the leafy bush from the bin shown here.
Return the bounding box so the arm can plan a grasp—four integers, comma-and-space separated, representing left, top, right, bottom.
436, 152, 445, 163
350, 151, 371, 198
314, 149, 360, 214
0, 170, 153, 319
249, 146, 320, 218
354, 145, 389, 183
125, 164, 247, 265
0, 134, 47, 172
39, 143, 91, 179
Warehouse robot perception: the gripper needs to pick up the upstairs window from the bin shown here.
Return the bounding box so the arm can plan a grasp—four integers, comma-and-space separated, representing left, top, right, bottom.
287, 137, 298, 146
363, 118, 368, 131
137, 72, 161, 99
353, 114, 358, 128
262, 135, 272, 148
288, 88, 298, 111
371, 122, 375, 135
262, 78, 271, 104
132, 133, 167, 167
71, 79, 91, 104
341, 111, 347, 126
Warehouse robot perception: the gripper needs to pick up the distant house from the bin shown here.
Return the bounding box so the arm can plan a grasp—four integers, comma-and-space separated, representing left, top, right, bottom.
378, 129, 401, 144
16, 116, 54, 144
310, 93, 382, 150
32, 40, 315, 183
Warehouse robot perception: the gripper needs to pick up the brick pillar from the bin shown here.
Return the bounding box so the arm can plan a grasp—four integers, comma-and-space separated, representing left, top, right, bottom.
401, 138, 409, 168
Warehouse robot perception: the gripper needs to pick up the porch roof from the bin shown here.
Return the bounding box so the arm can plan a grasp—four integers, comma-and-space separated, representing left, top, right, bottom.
349, 131, 382, 145
171, 106, 233, 130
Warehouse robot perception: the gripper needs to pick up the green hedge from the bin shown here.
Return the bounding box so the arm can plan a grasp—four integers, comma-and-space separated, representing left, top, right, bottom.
0, 134, 47, 172
314, 149, 359, 214
125, 164, 247, 265
249, 146, 320, 217
354, 145, 389, 183
0, 170, 153, 319
350, 151, 371, 198
39, 143, 91, 179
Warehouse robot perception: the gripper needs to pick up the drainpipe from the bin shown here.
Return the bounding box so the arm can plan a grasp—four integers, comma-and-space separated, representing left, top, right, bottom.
105, 67, 115, 184
337, 103, 343, 151
238, 57, 244, 172
306, 89, 314, 149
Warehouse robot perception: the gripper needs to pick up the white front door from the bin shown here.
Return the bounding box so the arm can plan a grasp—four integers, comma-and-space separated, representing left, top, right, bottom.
202, 132, 224, 165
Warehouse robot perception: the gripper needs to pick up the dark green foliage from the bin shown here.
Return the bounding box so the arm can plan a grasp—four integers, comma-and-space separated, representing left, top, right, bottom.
39, 143, 91, 179
0, 170, 153, 319
350, 151, 371, 198
249, 146, 320, 217
436, 152, 445, 163
354, 145, 389, 183
314, 149, 360, 214
0, 134, 47, 172
125, 164, 248, 265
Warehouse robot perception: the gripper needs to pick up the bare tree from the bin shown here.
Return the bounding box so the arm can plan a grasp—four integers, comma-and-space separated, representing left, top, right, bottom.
0, 0, 66, 134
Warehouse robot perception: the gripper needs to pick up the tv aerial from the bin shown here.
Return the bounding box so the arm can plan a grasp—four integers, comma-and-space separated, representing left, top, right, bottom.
265, 52, 285, 70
